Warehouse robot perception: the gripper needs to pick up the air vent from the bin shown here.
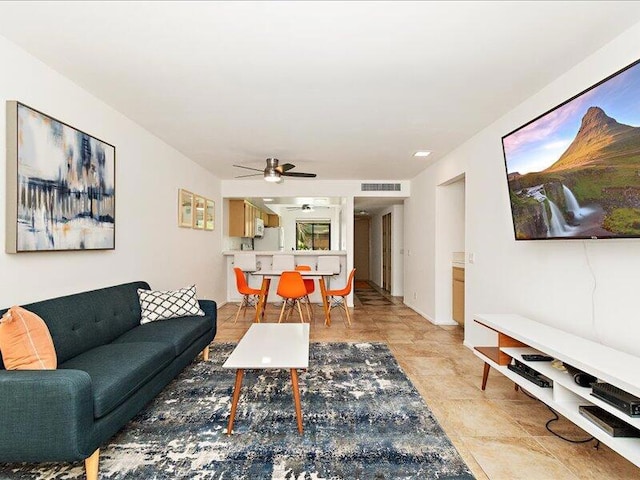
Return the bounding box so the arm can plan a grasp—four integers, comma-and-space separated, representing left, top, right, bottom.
361, 183, 401, 192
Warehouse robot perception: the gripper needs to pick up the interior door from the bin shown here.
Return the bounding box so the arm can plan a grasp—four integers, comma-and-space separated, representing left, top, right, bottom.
382, 213, 391, 292
354, 217, 370, 281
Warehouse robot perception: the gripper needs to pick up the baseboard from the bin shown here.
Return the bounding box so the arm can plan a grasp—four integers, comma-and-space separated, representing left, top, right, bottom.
403, 301, 459, 326
216, 301, 228, 309
403, 302, 436, 324
438, 320, 460, 326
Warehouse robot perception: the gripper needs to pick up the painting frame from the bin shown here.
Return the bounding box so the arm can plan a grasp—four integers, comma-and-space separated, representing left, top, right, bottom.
5, 101, 116, 253
193, 195, 205, 229
205, 198, 215, 231
178, 189, 194, 228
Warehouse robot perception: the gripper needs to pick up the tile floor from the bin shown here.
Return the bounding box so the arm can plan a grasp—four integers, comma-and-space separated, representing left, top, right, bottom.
214, 285, 640, 480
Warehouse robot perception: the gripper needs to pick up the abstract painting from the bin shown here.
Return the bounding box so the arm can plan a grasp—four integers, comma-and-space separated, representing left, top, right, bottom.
5, 102, 115, 252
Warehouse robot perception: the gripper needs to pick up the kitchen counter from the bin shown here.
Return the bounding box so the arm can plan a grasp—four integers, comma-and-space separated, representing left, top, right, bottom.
452, 251, 465, 268
225, 250, 349, 305
223, 250, 347, 256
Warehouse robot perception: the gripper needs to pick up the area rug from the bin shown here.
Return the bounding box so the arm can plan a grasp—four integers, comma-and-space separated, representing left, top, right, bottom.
354, 280, 373, 289
355, 284, 394, 306
2, 343, 474, 480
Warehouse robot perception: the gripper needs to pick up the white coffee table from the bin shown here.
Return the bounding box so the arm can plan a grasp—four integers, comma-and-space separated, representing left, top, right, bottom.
223, 323, 310, 434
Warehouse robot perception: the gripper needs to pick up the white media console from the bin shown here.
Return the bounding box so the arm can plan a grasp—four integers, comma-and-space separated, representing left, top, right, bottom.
473, 313, 640, 468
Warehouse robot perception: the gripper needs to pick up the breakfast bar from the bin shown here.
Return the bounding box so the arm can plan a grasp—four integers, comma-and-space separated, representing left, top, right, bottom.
223, 251, 348, 305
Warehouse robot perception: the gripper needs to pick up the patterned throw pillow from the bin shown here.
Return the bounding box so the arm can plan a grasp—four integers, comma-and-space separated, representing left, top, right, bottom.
138, 285, 205, 324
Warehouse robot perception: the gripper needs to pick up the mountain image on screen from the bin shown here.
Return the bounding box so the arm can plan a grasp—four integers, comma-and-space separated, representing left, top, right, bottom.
507, 106, 640, 239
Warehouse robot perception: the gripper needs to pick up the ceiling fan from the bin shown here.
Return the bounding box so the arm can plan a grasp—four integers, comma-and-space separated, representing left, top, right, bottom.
286, 204, 330, 212
233, 158, 317, 183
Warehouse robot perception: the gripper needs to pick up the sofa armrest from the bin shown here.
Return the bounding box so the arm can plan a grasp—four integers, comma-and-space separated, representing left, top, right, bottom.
198, 299, 218, 321
0, 369, 94, 462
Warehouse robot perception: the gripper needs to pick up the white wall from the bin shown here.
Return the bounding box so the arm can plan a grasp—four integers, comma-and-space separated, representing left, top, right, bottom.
0, 36, 225, 306
433, 176, 465, 325
405, 21, 640, 357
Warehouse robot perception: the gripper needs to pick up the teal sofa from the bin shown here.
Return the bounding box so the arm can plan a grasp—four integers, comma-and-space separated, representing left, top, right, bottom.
0, 281, 217, 480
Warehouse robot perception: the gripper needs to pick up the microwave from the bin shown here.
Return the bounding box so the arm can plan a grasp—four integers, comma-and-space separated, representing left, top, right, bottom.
254, 218, 265, 237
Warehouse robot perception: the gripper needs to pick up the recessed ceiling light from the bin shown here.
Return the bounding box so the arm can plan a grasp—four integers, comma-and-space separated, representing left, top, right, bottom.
413, 151, 431, 157
263, 198, 273, 202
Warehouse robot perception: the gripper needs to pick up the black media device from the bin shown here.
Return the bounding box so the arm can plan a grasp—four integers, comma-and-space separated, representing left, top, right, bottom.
579, 405, 640, 437
521, 354, 553, 362
508, 360, 552, 388
591, 383, 640, 417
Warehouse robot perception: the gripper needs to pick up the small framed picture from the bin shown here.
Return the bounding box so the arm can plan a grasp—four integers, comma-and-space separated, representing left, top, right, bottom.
178, 189, 194, 228
205, 199, 215, 231
193, 195, 206, 229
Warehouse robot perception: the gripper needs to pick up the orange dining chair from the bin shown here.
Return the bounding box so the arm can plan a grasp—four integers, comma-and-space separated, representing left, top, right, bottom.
233, 267, 262, 323
324, 268, 356, 325
295, 265, 315, 321
276, 271, 308, 323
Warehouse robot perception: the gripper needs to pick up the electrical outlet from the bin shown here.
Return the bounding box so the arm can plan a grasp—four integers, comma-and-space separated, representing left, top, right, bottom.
468, 252, 475, 264
413, 292, 417, 300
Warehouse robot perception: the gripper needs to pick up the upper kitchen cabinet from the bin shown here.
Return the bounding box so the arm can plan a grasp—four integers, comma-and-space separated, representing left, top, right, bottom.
229, 199, 254, 237
228, 199, 279, 237
266, 214, 280, 227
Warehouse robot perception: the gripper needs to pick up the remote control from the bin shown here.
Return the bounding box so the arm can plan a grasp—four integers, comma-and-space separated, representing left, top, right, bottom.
521, 354, 553, 362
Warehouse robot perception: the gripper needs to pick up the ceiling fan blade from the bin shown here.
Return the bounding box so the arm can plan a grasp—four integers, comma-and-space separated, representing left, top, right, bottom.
281, 171, 317, 178
233, 164, 264, 172
275, 163, 296, 173
234, 173, 263, 178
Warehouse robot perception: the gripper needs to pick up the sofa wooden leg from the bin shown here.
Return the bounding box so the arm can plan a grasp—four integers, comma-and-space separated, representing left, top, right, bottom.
202, 345, 210, 361
85, 448, 99, 480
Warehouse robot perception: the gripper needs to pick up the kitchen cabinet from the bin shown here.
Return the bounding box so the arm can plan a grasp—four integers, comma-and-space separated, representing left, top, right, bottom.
229, 200, 279, 237
229, 200, 257, 237
452, 266, 465, 326
266, 214, 280, 227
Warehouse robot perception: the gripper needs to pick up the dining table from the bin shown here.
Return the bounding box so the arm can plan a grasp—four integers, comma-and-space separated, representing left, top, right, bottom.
250, 269, 338, 326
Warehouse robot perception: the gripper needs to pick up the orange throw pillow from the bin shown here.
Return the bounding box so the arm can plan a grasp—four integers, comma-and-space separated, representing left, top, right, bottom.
0, 306, 57, 370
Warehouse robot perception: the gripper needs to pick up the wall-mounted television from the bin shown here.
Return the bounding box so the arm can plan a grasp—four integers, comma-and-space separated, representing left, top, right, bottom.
502, 58, 640, 240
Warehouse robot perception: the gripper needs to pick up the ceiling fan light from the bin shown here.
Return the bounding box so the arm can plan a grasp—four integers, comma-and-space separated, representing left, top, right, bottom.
264, 169, 281, 183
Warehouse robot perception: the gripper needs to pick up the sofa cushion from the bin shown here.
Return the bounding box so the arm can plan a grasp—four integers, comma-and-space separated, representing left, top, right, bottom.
59, 342, 173, 418
113, 316, 212, 356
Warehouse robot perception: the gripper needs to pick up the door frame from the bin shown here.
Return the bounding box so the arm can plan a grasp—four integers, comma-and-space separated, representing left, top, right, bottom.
382, 212, 392, 292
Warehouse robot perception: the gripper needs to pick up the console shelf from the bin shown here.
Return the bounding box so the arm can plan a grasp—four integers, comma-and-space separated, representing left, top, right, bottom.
474, 314, 640, 468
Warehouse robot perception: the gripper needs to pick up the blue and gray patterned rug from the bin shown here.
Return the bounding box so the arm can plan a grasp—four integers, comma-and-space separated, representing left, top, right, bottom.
2, 342, 474, 479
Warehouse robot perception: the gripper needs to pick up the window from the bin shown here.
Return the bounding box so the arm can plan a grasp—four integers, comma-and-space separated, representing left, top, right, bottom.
296, 221, 331, 250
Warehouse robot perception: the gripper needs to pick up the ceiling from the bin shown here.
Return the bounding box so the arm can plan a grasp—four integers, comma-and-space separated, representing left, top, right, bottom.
1, 2, 640, 181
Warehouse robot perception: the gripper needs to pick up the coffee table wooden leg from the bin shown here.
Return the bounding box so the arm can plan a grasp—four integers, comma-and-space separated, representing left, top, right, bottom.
227, 369, 245, 435
290, 368, 303, 434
